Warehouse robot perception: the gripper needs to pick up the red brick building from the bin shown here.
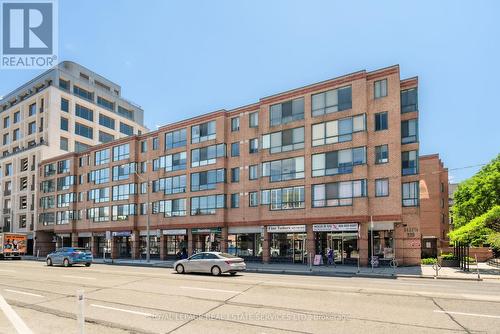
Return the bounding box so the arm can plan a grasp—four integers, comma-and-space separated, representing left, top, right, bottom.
36, 65, 447, 266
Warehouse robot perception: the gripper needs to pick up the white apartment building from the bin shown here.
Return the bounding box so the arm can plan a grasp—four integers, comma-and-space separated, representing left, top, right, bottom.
0, 61, 148, 254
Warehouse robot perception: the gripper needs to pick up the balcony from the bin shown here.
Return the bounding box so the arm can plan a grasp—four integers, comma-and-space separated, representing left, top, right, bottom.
3, 208, 11, 214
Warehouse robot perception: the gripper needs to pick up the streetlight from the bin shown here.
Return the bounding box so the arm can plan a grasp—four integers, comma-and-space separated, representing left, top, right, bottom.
134, 163, 151, 263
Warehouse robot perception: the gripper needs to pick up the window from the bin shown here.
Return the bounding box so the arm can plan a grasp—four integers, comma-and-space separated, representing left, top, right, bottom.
88, 187, 110, 203
75, 141, 91, 153
262, 127, 304, 153
75, 122, 93, 139
270, 97, 304, 126
112, 183, 137, 201
75, 104, 93, 121
191, 144, 225, 167
402, 150, 418, 175
375, 112, 388, 131
57, 175, 76, 190
60, 98, 69, 112
95, 149, 110, 165
249, 112, 258, 128
269, 186, 305, 210
249, 138, 259, 153
312, 114, 365, 146
374, 79, 387, 99
375, 179, 389, 197
73, 86, 93, 101
401, 88, 418, 113
99, 131, 114, 143
59, 79, 69, 90
164, 199, 187, 217
40, 196, 55, 209
43, 164, 55, 177
28, 121, 36, 135
159, 175, 187, 194
312, 180, 367, 207
60, 117, 68, 131
249, 165, 258, 180
3, 116, 9, 129
165, 129, 187, 149
153, 152, 187, 171
231, 167, 240, 183
13, 111, 20, 123
97, 96, 114, 110
231, 142, 240, 157
140, 140, 147, 153
57, 193, 77, 208
191, 169, 225, 191
312, 147, 366, 177
191, 195, 226, 215
112, 163, 136, 181
112, 204, 136, 221
118, 106, 134, 120
311, 86, 352, 116
231, 193, 240, 208
88, 168, 110, 184
375, 145, 389, 164
87, 206, 110, 222
231, 117, 240, 132
401, 119, 418, 144
99, 114, 115, 129
262, 156, 304, 182
2, 133, 9, 145
402, 181, 419, 206
60, 137, 68, 151
120, 122, 133, 136
113, 144, 130, 161
28, 103, 36, 116
13, 128, 20, 141
249, 192, 258, 207
57, 160, 70, 173
191, 120, 216, 143
152, 137, 159, 150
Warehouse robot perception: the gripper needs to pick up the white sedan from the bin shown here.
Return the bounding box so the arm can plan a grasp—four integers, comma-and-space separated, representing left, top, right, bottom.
174, 252, 246, 276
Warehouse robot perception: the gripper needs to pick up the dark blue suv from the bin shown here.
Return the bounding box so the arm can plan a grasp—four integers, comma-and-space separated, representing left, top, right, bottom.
46, 247, 93, 267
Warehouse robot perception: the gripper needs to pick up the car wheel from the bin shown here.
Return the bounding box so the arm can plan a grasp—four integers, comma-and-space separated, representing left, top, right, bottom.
176, 264, 185, 274
46, 258, 53, 266
85, 263, 91, 267
211, 266, 221, 276
230, 272, 237, 276
63, 258, 71, 267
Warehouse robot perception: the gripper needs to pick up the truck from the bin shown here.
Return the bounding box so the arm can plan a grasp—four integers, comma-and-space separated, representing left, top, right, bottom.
0, 233, 27, 259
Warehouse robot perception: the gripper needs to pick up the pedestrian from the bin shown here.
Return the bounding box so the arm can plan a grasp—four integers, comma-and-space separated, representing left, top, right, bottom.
327, 247, 334, 266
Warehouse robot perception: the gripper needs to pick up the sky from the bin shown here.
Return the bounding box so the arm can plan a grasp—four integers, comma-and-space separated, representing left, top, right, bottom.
0, 0, 499, 182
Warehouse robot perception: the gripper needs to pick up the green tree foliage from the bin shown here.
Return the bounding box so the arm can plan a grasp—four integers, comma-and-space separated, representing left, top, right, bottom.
452, 154, 500, 228
449, 205, 500, 248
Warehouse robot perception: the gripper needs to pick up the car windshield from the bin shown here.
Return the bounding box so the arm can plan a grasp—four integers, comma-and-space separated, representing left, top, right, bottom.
73, 248, 89, 252
218, 253, 238, 258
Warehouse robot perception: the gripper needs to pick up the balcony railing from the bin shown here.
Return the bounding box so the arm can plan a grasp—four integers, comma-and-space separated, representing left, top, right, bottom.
2, 208, 11, 214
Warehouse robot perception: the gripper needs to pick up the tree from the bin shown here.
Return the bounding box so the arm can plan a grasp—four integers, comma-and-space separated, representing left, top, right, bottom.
452, 154, 500, 228
449, 205, 500, 248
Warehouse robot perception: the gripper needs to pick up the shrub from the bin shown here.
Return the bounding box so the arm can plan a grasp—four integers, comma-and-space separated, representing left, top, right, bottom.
440, 253, 456, 260
421, 258, 437, 265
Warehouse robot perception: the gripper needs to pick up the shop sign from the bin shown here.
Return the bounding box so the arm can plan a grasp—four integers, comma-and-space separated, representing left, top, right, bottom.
56, 234, 70, 238
266, 225, 306, 233
93, 232, 106, 237
112, 231, 131, 237
191, 227, 222, 234
78, 232, 92, 238
162, 229, 187, 236
313, 223, 358, 232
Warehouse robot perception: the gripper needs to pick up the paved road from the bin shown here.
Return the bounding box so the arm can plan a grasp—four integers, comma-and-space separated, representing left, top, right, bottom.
0, 261, 499, 334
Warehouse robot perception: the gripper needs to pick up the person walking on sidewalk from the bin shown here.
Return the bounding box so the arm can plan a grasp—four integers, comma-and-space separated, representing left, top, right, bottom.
327, 248, 334, 266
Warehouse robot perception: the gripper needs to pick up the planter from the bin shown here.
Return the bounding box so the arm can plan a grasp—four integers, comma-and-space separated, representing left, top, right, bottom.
439, 258, 459, 267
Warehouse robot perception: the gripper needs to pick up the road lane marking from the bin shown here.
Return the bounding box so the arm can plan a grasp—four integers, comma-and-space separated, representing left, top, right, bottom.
4, 289, 44, 298
434, 310, 500, 319
0, 294, 34, 334
180, 286, 240, 294
90, 304, 154, 317
61, 275, 96, 280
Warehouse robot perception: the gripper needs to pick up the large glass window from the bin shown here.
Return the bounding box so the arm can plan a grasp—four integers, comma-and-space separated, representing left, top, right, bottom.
112, 204, 136, 221
120, 122, 133, 136
99, 114, 115, 130
153, 152, 187, 171
112, 183, 137, 201
164, 199, 187, 217
97, 96, 114, 110
87, 206, 110, 222
73, 86, 93, 101
402, 150, 418, 175
231, 142, 240, 157
231, 117, 240, 132
75, 104, 93, 121
402, 181, 419, 206
88, 168, 109, 184
75, 122, 93, 139
401, 88, 418, 113
230, 193, 240, 208
375, 179, 389, 197
191, 120, 216, 143
87, 187, 110, 203
94, 149, 110, 165
112, 163, 136, 181
270, 98, 304, 126
311, 86, 352, 116
57, 159, 70, 174
249, 165, 259, 180
375, 112, 388, 131
99, 131, 114, 143
262, 127, 304, 153
312, 180, 367, 207
401, 119, 418, 144
191, 169, 225, 191
56, 175, 75, 191
312, 114, 365, 146
112, 144, 130, 161
374, 79, 388, 99
191, 195, 226, 215
312, 147, 366, 177
249, 112, 259, 128
165, 128, 187, 149
262, 156, 304, 182
153, 175, 187, 194
191, 144, 225, 167
375, 145, 389, 164
269, 186, 305, 210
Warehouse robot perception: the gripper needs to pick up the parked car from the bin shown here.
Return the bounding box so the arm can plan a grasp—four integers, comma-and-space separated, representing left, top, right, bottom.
174, 252, 246, 276
46, 247, 93, 267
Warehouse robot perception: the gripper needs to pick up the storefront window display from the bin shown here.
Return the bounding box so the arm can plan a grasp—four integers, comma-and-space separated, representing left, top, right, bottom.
314, 224, 359, 265
140, 236, 160, 258
368, 229, 394, 265
192, 228, 222, 253
164, 230, 188, 259
227, 233, 262, 260
267, 225, 307, 263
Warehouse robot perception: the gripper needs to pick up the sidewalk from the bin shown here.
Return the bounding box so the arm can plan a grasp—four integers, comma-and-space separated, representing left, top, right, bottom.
23, 256, 500, 281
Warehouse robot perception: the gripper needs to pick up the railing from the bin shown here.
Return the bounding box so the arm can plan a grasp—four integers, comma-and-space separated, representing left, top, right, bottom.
2, 208, 11, 214
0, 139, 48, 162
488, 258, 500, 268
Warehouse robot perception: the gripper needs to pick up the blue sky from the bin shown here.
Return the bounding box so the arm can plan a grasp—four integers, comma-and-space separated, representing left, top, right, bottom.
1, 0, 499, 182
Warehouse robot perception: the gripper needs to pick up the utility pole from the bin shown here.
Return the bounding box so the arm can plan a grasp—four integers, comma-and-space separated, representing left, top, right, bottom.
370, 215, 374, 272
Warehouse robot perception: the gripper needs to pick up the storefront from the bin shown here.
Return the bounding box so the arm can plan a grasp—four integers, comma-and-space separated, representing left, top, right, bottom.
314, 223, 359, 265
368, 222, 394, 266
93, 232, 109, 258
227, 226, 263, 261
139, 231, 160, 259
163, 229, 188, 260
267, 225, 307, 263
77, 232, 92, 249
192, 227, 222, 253
113, 231, 132, 258
55, 234, 71, 248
